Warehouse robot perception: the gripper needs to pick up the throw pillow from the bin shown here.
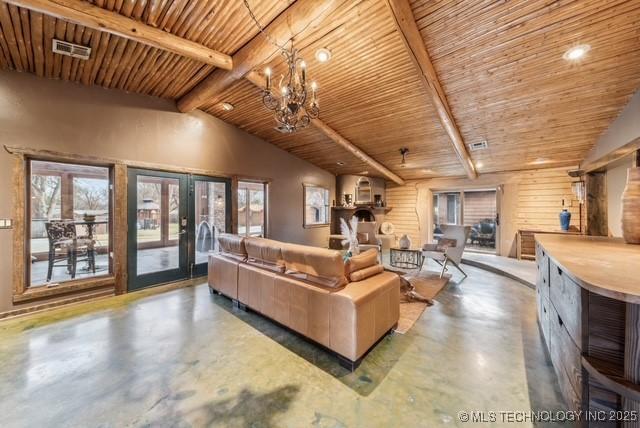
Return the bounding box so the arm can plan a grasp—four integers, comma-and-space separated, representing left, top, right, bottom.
346, 248, 378, 273
349, 264, 384, 282
357, 232, 369, 244
436, 238, 457, 251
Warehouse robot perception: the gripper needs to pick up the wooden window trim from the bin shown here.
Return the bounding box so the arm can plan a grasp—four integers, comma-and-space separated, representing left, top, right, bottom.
11, 152, 125, 303
302, 183, 330, 228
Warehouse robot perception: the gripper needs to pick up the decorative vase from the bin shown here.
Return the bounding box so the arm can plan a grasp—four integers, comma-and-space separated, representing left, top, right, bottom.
374, 194, 383, 207
622, 168, 640, 244
559, 209, 571, 231
398, 234, 411, 249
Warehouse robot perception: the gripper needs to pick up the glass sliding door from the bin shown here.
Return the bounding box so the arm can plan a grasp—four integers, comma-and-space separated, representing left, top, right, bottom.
190, 175, 231, 276
463, 190, 497, 253
432, 189, 499, 254
237, 181, 266, 237
128, 169, 188, 291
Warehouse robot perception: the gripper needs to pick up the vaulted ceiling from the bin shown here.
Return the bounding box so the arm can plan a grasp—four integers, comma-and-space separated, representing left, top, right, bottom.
1, 0, 639, 182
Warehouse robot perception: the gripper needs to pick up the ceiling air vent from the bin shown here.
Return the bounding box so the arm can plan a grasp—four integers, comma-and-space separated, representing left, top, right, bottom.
52, 39, 91, 60
468, 140, 489, 152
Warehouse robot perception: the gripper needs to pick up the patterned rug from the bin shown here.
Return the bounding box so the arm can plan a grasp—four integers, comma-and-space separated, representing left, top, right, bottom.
393, 271, 450, 334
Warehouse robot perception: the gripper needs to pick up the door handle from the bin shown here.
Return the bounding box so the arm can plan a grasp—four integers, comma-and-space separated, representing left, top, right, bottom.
178, 230, 187, 235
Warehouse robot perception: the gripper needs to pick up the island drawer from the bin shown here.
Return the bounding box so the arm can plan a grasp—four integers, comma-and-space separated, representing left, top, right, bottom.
548, 304, 583, 404
549, 260, 583, 348
535, 242, 550, 301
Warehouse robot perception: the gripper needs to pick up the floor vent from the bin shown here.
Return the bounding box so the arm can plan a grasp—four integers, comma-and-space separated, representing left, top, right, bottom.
468, 140, 489, 151
52, 39, 91, 60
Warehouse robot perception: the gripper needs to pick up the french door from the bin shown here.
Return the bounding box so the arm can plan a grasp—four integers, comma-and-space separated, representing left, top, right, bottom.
127, 169, 231, 291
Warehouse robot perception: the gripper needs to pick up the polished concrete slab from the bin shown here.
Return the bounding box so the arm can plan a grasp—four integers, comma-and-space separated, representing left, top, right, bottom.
463, 252, 537, 288
0, 264, 565, 427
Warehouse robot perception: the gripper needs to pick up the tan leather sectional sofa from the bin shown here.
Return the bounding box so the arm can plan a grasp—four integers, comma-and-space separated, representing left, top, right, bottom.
208, 234, 400, 366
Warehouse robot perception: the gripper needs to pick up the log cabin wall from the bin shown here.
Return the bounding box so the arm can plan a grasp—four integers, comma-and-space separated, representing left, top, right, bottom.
0, 70, 335, 315
384, 167, 582, 257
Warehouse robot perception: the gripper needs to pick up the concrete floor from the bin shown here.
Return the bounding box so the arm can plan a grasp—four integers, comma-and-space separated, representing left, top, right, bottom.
0, 265, 565, 427
462, 252, 537, 288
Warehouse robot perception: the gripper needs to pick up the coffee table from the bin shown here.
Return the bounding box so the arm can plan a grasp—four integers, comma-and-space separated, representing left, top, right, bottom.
389, 247, 424, 270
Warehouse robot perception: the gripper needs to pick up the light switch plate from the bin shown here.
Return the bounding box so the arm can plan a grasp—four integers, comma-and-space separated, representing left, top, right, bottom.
0, 219, 13, 229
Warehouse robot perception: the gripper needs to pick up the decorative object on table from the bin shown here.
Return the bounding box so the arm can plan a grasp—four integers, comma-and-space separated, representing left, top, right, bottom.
374, 194, 383, 207
390, 247, 423, 269
380, 221, 395, 235
422, 225, 471, 278
245, 0, 319, 133
559, 208, 572, 231
82, 213, 96, 223
340, 216, 360, 261
398, 233, 412, 249
621, 167, 640, 244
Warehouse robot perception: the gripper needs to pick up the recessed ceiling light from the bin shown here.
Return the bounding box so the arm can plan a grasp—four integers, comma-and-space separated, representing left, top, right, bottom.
221, 102, 235, 111
336, 161, 345, 166
475, 161, 484, 169
315, 48, 332, 63
563, 44, 590, 61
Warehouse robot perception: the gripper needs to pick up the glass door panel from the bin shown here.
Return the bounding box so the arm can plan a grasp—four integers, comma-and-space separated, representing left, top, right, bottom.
249, 188, 265, 237
191, 176, 231, 276
433, 191, 461, 239
238, 181, 266, 237
128, 169, 188, 291
464, 190, 497, 254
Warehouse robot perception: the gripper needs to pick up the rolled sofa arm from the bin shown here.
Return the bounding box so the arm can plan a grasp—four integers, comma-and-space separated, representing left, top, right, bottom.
328, 271, 400, 361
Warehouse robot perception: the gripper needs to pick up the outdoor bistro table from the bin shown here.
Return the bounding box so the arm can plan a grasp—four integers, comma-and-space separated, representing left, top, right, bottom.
74, 220, 108, 240
74, 220, 108, 272
389, 247, 425, 270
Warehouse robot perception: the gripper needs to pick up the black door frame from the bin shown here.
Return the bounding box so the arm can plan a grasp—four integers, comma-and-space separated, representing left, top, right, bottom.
189, 174, 232, 277
127, 168, 232, 291
127, 168, 189, 291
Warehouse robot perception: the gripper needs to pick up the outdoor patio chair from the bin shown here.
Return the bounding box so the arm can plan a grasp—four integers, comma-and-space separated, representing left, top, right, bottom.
45, 221, 95, 282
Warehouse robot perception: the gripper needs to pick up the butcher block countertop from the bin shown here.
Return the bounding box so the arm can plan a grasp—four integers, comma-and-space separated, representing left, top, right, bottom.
535, 234, 640, 304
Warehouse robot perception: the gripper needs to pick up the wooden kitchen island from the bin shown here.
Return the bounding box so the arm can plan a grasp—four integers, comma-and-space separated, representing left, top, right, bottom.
536, 234, 640, 425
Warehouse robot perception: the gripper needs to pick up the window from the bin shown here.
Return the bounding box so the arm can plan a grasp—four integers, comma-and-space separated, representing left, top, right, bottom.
29, 160, 112, 287
237, 181, 266, 237
303, 184, 330, 227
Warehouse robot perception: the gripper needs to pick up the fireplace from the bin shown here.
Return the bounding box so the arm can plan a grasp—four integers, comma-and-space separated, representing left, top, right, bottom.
353, 208, 375, 222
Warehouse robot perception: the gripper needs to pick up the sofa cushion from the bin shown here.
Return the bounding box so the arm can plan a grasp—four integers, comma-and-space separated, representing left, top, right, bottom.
349, 264, 384, 282
346, 249, 378, 273
218, 233, 247, 259
281, 243, 347, 288
244, 237, 285, 273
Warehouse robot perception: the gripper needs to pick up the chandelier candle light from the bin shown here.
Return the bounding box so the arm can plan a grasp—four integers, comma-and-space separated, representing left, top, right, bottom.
261, 46, 320, 133
244, 0, 320, 133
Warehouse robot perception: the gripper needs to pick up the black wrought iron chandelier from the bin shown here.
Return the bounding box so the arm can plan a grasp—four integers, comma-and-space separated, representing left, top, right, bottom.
244, 1, 320, 133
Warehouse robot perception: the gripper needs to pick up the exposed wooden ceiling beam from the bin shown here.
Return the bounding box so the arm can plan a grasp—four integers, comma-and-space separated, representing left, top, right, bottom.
3, 0, 232, 69
177, 0, 347, 113
245, 71, 405, 185
385, 0, 477, 179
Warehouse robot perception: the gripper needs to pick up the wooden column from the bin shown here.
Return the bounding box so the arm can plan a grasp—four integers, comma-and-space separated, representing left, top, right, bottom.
586, 172, 607, 236
624, 303, 640, 427
113, 163, 127, 295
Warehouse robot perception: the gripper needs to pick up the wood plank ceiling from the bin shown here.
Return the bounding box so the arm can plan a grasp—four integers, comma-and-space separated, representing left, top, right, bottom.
1, 0, 639, 180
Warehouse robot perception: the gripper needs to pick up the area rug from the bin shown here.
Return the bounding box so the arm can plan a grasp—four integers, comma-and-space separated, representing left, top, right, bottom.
394, 272, 450, 334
